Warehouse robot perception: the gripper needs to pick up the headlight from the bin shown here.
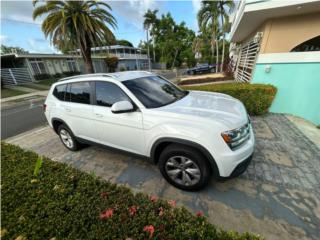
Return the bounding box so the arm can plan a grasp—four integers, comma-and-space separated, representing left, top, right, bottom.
221, 123, 251, 150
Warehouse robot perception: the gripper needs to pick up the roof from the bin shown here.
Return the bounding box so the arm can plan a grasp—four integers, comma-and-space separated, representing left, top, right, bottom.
0, 53, 107, 59
58, 71, 155, 83
230, 0, 320, 42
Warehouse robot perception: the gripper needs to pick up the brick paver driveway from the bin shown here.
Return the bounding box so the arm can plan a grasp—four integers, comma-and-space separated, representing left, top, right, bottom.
6, 114, 320, 239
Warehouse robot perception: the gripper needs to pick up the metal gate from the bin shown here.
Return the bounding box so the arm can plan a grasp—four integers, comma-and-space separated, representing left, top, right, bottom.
235, 33, 262, 82
1, 68, 34, 85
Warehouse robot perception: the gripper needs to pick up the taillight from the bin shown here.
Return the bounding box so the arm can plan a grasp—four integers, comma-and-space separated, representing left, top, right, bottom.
43, 103, 47, 112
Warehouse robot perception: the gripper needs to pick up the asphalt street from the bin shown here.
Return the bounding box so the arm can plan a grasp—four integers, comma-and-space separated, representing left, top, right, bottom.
1, 99, 47, 139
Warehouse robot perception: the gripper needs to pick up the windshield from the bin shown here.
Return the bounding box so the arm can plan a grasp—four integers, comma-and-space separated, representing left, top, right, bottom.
123, 76, 188, 108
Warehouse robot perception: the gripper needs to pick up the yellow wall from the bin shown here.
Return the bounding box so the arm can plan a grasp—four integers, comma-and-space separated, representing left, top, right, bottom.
259, 13, 320, 53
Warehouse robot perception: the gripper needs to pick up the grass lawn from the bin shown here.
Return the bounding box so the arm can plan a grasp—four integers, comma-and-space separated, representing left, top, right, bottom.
21, 83, 50, 91
1, 88, 27, 99
1, 143, 261, 240
36, 78, 58, 87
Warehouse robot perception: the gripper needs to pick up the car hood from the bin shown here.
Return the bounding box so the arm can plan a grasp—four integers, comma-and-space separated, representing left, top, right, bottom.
157, 90, 248, 129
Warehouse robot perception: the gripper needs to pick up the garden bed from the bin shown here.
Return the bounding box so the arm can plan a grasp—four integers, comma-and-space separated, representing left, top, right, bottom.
182, 83, 277, 116
1, 143, 262, 240
179, 73, 233, 86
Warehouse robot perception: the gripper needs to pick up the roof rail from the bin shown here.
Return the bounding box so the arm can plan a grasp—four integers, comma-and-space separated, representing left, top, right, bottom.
58, 73, 115, 82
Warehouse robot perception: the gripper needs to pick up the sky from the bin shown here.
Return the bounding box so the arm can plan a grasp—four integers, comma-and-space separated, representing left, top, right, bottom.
0, 0, 202, 53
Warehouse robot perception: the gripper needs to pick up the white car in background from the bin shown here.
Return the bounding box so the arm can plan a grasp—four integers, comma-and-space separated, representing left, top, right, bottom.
44, 71, 254, 190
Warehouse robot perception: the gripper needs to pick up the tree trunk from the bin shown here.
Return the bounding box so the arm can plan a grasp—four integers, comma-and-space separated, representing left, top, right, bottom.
80, 39, 94, 73
215, 38, 219, 73
220, 13, 225, 72
153, 36, 156, 63
171, 48, 179, 69
146, 29, 151, 71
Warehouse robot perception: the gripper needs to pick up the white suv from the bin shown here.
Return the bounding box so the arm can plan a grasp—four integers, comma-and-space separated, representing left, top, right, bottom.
44, 71, 254, 190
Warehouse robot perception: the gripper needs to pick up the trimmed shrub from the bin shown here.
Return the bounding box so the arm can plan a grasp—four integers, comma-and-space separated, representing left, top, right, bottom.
1, 143, 262, 240
62, 71, 81, 77
182, 83, 277, 115
34, 73, 51, 80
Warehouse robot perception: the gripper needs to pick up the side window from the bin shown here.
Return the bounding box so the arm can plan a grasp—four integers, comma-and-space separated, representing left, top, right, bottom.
69, 82, 91, 104
95, 81, 130, 107
53, 84, 67, 101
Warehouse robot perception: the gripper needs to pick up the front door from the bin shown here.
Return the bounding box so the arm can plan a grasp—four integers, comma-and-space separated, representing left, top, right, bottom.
92, 81, 145, 154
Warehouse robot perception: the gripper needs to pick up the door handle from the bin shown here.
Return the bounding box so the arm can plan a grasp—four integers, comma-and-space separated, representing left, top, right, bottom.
95, 113, 103, 118
64, 108, 71, 112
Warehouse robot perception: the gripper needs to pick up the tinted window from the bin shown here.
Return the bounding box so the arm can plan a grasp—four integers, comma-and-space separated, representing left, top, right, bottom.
68, 82, 91, 104
123, 76, 187, 108
53, 84, 67, 101
95, 81, 130, 107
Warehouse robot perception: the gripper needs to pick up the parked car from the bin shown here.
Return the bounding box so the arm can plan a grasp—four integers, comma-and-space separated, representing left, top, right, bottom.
186, 63, 216, 75
44, 71, 254, 190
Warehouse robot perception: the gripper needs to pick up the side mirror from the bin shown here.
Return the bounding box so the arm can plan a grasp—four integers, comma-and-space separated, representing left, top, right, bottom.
111, 101, 134, 114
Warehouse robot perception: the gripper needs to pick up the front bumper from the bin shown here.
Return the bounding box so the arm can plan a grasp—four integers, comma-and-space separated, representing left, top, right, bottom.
216, 153, 253, 180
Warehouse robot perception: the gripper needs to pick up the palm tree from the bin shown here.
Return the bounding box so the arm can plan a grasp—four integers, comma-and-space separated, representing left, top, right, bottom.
33, 1, 117, 73
198, 1, 219, 72
143, 9, 158, 65
217, 1, 235, 72
192, 36, 203, 63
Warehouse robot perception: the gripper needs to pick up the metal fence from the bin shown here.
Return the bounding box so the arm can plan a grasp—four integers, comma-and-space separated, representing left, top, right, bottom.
1, 68, 34, 85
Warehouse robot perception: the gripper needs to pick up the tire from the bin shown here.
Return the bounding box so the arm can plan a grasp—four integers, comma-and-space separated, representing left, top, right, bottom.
58, 124, 80, 151
158, 144, 211, 191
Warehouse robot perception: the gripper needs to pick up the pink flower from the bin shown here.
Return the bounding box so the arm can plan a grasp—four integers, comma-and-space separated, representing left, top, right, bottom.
150, 195, 158, 203
129, 205, 137, 216
100, 208, 113, 219
196, 211, 204, 217
143, 225, 155, 238
167, 200, 176, 207
100, 192, 108, 199
158, 207, 164, 216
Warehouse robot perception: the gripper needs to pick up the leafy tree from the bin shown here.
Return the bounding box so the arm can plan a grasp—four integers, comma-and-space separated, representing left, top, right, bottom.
1, 45, 28, 54
198, 1, 220, 72
217, 0, 235, 71
143, 9, 159, 62
116, 39, 133, 47
105, 56, 118, 72
33, 1, 117, 73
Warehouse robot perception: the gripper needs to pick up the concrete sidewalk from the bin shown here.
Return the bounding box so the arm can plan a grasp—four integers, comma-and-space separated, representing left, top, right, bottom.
0, 90, 48, 104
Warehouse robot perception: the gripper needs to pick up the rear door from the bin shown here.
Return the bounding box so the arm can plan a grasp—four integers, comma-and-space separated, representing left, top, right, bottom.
62, 81, 97, 141
91, 81, 145, 154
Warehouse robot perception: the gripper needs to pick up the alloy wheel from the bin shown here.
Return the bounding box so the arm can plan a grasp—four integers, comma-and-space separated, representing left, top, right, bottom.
60, 129, 74, 149
165, 156, 201, 186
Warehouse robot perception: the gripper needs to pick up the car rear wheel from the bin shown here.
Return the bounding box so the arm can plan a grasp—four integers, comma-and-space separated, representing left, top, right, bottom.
58, 124, 80, 151
158, 144, 211, 191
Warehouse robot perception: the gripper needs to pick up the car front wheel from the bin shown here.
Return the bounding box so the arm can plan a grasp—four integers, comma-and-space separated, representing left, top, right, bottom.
158, 144, 211, 191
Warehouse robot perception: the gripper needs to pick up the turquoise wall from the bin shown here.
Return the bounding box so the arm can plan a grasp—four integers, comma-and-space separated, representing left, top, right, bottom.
251, 62, 320, 125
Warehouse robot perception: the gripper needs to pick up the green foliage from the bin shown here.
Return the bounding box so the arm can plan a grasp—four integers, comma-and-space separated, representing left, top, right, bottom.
1, 44, 28, 54
1, 143, 262, 240
33, 1, 117, 73
183, 83, 277, 115
141, 11, 196, 68
116, 39, 134, 47
34, 73, 52, 80
105, 56, 119, 72
33, 156, 43, 177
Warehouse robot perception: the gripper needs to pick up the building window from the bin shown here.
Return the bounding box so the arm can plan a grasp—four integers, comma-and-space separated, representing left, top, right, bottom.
29, 58, 47, 75
67, 58, 78, 72
291, 35, 320, 52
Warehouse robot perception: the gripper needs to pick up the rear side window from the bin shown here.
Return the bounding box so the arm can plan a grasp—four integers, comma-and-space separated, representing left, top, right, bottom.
68, 82, 91, 104
95, 81, 130, 107
53, 84, 67, 101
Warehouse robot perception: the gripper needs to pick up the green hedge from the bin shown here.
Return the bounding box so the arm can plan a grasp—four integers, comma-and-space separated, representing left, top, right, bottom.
1, 143, 262, 240
182, 83, 277, 115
